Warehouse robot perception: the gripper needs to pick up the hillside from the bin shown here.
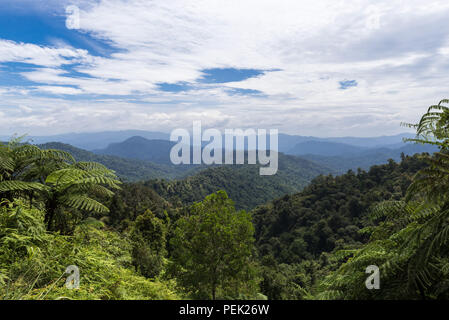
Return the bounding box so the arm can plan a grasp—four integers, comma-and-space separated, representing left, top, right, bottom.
22, 130, 170, 150
92, 135, 434, 174
302, 143, 438, 173
94, 136, 175, 164
40, 142, 334, 210
287, 141, 366, 156
144, 153, 332, 210
252, 154, 428, 264
7, 130, 417, 152
39, 142, 186, 181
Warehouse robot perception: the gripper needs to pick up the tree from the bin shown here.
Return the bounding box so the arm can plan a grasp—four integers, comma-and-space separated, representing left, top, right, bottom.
43, 162, 121, 231
129, 209, 167, 278
170, 191, 259, 299
319, 99, 449, 300
0, 138, 74, 204
0, 139, 121, 232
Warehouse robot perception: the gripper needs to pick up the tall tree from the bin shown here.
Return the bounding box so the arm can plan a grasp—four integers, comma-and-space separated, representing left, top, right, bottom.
170, 191, 259, 299
129, 209, 167, 278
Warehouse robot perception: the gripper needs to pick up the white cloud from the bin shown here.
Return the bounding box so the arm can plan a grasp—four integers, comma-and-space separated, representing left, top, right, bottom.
35, 86, 84, 95
2, 0, 449, 136
0, 40, 92, 67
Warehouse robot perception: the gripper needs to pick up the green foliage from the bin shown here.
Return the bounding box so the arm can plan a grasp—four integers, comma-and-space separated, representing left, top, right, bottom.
0, 139, 121, 233
43, 161, 122, 232
403, 99, 449, 149
0, 140, 182, 300
0, 138, 74, 201
146, 153, 330, 211
108, 182, 176, 229
7, 99, 449, 301
169, 191, 260, 299
253, 155, 427, 265
318, 99, 449, 300
40, 142, 188, 182
259, 256, 319, 300
0, 201, 180, 300
129, 210, 167, 278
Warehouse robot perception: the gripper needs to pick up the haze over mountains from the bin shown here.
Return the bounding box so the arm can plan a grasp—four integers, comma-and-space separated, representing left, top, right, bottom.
2, 131, 170, 151
56, 131, 435, 173
14, 130, 434, 176
40, 141, 331, 210
2, 130, 414, 151
28, 130, 436, 210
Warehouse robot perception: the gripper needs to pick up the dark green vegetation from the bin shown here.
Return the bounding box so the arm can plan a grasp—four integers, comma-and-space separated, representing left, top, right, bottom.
145, 153, 330, 210
170, 191, 260, 299
42, 142, 333, 210
317, 99, 449, 299
2, 99, 449, 300
253, 154, 427, 264
0, 139, 261, 299
0, 139, 178, 299
40, 142, 197, 181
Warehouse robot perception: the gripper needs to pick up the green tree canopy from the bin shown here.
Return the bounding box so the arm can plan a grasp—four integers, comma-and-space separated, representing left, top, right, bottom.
169, 190, 259, 299
130, 210, 167, 278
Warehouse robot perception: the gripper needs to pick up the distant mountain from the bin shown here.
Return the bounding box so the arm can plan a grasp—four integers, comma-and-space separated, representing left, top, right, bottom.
9, 130, 170, 150
278, 132, 414, 152
302, 143, 438, 173
39, 142, 190, 181
287, 141, 366, 156
35, 137, 438, 210
91, 134, 434, 178
39, 140, 335, 209
324, 133, 415, 148
94, 136, 175, 164
1, 130, 416, 152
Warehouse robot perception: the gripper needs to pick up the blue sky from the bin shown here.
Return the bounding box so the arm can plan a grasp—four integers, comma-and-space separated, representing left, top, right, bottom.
0, 0, 449, 137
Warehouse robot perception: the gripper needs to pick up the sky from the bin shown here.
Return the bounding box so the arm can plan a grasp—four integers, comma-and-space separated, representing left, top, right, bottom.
0, 0, 449, 137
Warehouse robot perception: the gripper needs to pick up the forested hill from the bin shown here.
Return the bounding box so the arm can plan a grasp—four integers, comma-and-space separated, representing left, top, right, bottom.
40, 142, 334, 210
301, 143, 437, 173
142, 153, 332, 210
39, 142, 197, 181
252, 154, 429, 264
93, 136, 175, 164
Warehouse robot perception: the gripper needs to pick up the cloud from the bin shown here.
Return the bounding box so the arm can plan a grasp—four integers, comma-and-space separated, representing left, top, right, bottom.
35, 86, 84, 95
0, 40, 92, 67
1, 0, 449, 136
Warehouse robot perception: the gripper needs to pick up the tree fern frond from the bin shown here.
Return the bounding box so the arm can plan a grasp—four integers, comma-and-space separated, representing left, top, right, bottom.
39, 149, 75, 164
0, 181, 47, 192
61, 195, 110, 213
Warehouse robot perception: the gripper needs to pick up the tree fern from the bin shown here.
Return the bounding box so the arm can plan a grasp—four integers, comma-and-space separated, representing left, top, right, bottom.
61, 195, 110, 213
0, 138, 120, 232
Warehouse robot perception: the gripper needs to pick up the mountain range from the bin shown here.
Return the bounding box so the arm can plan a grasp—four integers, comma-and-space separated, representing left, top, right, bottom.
32, 131, 437, 210
2, 130, 414, 151
5, 129, 434, 175
90, 134, 436, 172
40, 141, 332, 210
